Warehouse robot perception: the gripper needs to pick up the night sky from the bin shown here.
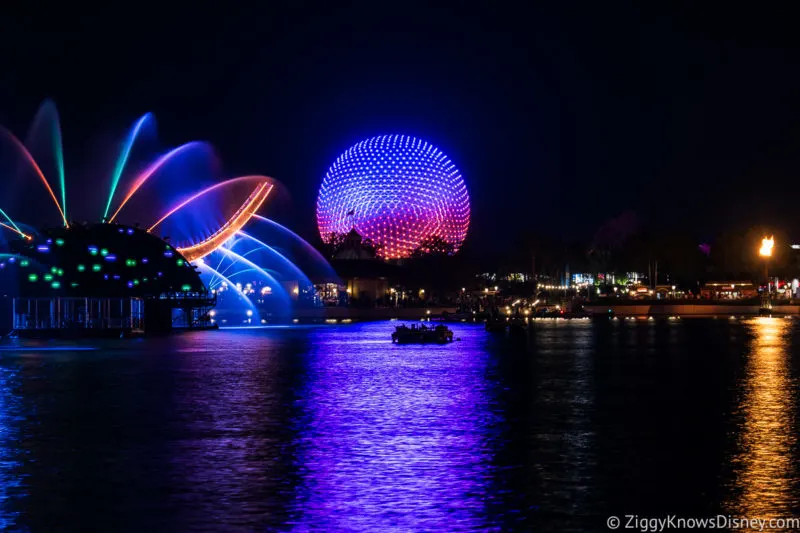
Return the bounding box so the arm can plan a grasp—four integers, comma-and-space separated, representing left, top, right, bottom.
1, 3, 798, 249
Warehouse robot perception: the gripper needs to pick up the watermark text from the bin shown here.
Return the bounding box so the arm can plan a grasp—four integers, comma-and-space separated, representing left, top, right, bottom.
606, 515, 800, 531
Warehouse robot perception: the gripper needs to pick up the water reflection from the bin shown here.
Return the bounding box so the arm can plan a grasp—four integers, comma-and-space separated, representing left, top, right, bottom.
0, 319, 798, 530
0, 364, 23, 530
528, 321, 597, 523
726, 317, 798, 516
290, 325, 500, 532
163, 331, 305, 530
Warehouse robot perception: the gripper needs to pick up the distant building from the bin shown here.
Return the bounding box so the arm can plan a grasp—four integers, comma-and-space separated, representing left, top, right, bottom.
332, 229, 378, 260
317, 229, 401, 306
700, 281, 757, 300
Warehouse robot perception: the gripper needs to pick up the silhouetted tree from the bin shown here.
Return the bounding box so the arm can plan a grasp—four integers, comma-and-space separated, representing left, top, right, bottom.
320, 232, 347, 257
320, 231, 382, 259
410, 235, 455, 257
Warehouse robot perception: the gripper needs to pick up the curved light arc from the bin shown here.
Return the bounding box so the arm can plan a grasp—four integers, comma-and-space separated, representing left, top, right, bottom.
107, 141, 210, 224
0, 126, 68, 227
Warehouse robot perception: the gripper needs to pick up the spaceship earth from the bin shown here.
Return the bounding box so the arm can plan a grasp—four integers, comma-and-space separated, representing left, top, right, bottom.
316, 135, 470, 259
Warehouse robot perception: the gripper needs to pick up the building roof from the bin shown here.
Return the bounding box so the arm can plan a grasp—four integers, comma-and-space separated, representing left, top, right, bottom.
702, 281, 755, 287
332, 228, 378, 260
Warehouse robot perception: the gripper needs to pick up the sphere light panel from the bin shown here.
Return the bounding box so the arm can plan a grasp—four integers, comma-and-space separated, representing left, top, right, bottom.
316, 135, 470, 259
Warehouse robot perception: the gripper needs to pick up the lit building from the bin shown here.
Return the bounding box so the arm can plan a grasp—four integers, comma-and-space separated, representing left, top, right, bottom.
699, 281, 758, 300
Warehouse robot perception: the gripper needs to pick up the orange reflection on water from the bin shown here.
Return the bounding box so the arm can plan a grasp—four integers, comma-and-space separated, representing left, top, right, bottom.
727, 317, 797, 517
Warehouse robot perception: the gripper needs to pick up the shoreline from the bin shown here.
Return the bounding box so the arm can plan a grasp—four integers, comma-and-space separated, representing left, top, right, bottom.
584, 303, 798, 316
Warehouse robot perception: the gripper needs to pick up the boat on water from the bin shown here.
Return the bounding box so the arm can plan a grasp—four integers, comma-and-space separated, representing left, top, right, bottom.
392, 324, 454, 344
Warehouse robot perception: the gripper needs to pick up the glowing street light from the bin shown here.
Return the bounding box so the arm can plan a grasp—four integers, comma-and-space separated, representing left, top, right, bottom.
760, 236, 774, 295
759, 236, 774, 257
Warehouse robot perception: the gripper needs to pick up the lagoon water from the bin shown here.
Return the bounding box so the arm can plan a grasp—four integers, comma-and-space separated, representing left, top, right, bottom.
1, 318, 799, 531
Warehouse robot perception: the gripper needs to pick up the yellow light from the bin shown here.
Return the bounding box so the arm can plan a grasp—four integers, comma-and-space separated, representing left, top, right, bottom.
759, 236, 774, 257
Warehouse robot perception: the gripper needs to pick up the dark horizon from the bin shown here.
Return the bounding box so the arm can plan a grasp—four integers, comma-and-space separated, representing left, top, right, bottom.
2, 4, 799, 249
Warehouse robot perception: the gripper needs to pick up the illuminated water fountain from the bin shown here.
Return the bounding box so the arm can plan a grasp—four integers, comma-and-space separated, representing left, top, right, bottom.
0, 100, 333, 333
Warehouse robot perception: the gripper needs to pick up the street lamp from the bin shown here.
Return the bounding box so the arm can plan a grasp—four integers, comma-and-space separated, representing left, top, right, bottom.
760, 236, 774, 294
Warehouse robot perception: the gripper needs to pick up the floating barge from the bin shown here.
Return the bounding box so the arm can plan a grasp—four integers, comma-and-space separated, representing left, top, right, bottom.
5, 223, 217, 338
391, 324, 454, 344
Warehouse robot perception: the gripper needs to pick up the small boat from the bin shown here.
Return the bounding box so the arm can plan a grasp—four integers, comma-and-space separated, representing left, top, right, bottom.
392, 324, 454, 344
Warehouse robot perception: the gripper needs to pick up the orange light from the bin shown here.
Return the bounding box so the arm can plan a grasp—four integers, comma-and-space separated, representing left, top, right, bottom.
108, 143, 205, 224
0, 221, 31, 240
175, 182, 273, 262
0, 127, 68, 228
759, 236, 774, 258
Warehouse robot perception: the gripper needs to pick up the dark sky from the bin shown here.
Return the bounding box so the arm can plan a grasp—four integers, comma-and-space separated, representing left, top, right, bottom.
1, 3, 798, 248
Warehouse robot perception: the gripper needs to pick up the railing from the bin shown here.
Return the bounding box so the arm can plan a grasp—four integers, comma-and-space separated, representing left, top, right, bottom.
13, 316, 138, 330
159, 291, 216, 304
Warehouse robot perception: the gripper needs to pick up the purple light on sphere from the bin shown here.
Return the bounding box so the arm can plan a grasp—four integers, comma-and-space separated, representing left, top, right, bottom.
316, 134, 470, 259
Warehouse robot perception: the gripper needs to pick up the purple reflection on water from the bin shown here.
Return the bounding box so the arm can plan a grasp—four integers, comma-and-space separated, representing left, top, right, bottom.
0, 366, 24, 529
288, 324, 499, 531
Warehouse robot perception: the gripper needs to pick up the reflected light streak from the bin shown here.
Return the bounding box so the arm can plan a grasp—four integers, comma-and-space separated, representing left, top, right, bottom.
727, 317, 797, 517
290, 329, 496, 530
0, 366, 24, 529
103, 113, 154, 221
0, 126, 67, 227
174, 182, 273, 262
107, 141, 208, 223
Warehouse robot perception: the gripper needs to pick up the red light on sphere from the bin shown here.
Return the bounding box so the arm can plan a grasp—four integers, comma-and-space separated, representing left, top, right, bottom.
316, 135, 470, 258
